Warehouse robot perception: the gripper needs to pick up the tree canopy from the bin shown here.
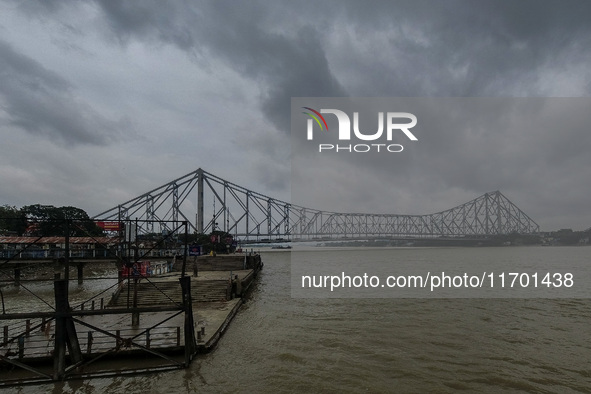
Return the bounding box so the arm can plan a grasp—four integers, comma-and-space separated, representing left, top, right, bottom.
0, 205, 27, 235
0, 204, 103, 236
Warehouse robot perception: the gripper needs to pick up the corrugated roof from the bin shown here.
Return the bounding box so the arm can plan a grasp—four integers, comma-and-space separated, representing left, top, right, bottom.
0, 237, 120, 244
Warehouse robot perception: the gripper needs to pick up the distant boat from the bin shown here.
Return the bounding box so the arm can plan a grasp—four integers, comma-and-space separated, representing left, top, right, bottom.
271, 245, 292, 249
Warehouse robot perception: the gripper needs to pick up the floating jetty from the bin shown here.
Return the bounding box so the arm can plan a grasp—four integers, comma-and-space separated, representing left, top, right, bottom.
0, 251, 263, 387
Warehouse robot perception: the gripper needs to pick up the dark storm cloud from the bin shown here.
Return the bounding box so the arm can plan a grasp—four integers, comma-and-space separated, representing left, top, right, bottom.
15, 0, 591, 128
89, 0, 591, 144
0, 39, 126, 145
331, 0, 591, 96
94, 0, 346, 133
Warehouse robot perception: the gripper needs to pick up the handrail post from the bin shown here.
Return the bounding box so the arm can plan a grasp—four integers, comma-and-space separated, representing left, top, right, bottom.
179, 276, 196, 365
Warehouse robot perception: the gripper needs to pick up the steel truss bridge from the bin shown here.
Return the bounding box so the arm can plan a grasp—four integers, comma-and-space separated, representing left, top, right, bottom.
94, 168, 540, 241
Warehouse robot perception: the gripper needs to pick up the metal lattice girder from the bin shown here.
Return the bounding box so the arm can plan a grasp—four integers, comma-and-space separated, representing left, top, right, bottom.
94, 169, 203, 236
94, 169, 540, 241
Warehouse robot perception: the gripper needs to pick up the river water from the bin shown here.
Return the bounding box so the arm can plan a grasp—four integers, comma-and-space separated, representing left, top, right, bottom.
6, 246, 591, 393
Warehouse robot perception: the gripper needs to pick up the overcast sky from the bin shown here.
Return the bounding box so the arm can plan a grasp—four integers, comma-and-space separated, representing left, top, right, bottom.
1, 1, 590, 231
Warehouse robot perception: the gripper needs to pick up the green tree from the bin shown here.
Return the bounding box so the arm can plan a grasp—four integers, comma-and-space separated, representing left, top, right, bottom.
0, 205, 27, 235
22, 204, 103, 236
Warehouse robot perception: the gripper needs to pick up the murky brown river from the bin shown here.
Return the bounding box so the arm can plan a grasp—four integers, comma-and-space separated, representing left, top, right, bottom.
4, 247, 591, 393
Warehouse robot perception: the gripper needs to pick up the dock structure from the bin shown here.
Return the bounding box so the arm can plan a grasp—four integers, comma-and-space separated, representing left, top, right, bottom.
0, 218, 263, 387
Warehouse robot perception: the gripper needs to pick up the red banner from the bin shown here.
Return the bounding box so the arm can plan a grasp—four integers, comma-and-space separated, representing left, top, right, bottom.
97, 221, 122, 231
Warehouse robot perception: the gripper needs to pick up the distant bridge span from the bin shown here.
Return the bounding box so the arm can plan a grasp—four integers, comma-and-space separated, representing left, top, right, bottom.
93, 168, 540, 241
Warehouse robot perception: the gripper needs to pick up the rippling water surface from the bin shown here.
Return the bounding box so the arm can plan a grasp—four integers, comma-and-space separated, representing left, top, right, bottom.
6, 247, 591, 393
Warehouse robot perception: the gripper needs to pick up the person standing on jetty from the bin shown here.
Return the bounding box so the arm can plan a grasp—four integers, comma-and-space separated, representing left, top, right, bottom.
232, 275, 242, 298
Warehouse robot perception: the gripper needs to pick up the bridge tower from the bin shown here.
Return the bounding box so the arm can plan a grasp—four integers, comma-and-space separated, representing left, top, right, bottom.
197, 168, 204, 234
